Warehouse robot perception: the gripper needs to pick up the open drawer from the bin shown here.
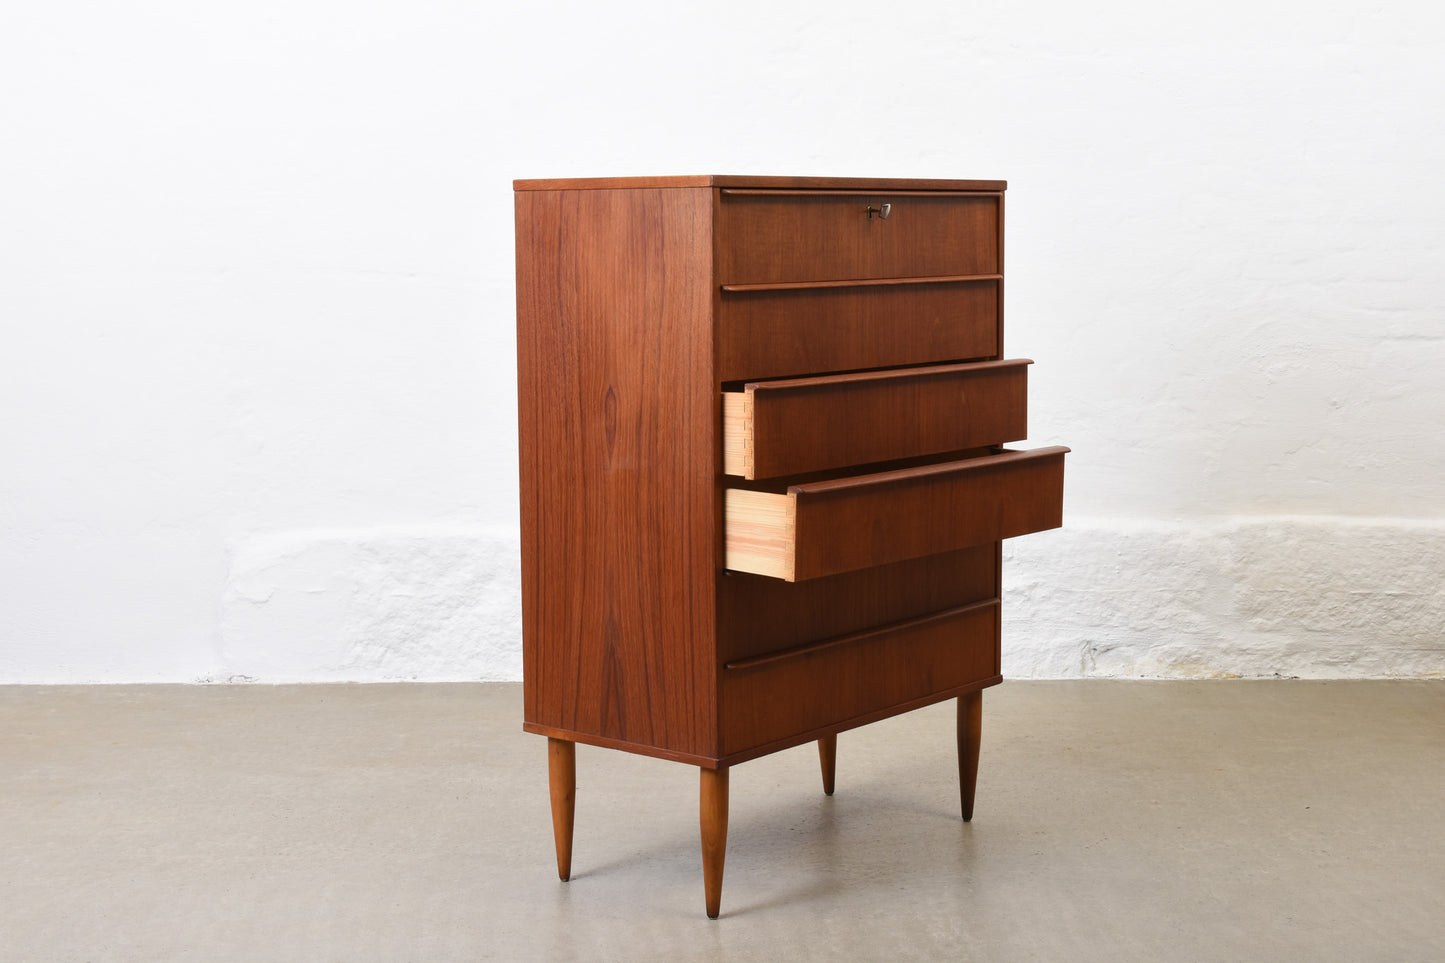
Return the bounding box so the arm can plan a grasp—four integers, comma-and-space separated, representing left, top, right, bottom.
723, 359, 1031, 479
725, 446, 1068, 581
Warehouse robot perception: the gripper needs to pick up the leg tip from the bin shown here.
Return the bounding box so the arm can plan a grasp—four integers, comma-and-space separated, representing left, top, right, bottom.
707, 913, 719, 920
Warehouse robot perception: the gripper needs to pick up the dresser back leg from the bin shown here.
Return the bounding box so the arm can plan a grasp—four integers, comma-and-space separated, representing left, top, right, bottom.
547, 738, 577, 880
817, 734, 837, 795
957, 691, 983, 821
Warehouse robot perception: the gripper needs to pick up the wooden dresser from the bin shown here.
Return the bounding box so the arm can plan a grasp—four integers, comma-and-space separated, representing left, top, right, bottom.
514, 175, 1067, 918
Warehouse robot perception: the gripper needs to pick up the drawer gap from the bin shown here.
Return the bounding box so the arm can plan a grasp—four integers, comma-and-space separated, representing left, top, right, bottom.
722, 274, 1001, 293
721, 357, 997, 392
729, 357, 1029, 392
725, 447, 1000, 494
724, 598, 1000, 672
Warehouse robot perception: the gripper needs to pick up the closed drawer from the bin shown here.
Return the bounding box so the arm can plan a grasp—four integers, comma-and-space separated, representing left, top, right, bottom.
719, 599, 999, 757
717, 189, 1001, 285
724, 359, 1030, 479
718, 277, 999, 382
719, 546, 997, 667
725, 446, 1067, 581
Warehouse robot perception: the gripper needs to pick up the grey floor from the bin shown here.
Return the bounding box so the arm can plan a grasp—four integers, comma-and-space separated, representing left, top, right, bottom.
2, 682, 1441, 962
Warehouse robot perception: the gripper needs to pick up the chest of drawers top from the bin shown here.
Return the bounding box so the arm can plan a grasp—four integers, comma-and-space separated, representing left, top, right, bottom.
513, 174, 1006, 191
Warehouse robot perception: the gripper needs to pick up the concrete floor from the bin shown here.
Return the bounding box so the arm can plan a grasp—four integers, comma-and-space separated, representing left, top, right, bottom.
1, 682, 1441, 962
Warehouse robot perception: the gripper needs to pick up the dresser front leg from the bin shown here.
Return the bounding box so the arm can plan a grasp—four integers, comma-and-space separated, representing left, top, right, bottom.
699, 766, 730, 919
957, 690, 983, 821
817, 734, 837, 795
547, 738, 576, 880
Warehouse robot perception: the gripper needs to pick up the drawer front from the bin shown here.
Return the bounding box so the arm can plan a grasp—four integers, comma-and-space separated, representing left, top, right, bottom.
725, 446, 1067, 581
718, 545, 997, 667
717, 190, 1001, 285
718, 278, 998, 383
724, 359, 1030, 479
719, 600, 999, 757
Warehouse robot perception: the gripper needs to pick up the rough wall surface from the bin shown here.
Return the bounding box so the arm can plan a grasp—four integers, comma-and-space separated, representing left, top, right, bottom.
219, 530, 522, 683
1005, 519, 1445, 679
1, 2, 1442, 681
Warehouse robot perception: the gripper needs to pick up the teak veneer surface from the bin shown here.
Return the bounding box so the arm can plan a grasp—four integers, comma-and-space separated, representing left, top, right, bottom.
724, 359, 1032, 478
719, 601, 999, 756
516, 175, 1064, 917
717, 277, 1000, 381
788, 448, 1066, 580
717, 191, 1000, 284
723, 447, 1068, 581
716, 546, 997, 666
515, 186, 717, 759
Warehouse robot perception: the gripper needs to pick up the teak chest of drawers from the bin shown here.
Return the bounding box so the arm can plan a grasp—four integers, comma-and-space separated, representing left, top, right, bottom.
514, 174, 1068, 918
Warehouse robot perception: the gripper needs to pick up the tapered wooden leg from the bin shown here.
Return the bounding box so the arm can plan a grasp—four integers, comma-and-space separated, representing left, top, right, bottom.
699, 766, 729, 919
957, 690, 983, 821
817, 733, 837, 795
547, 738, 576, 881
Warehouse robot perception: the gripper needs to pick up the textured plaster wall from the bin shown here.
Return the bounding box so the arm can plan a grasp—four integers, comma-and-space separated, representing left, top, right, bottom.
1004, 520, 1445, 679
2, 2, 1442, 681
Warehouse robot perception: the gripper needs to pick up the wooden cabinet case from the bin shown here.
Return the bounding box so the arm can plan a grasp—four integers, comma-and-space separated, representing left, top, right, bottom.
514, 174, 1067, 918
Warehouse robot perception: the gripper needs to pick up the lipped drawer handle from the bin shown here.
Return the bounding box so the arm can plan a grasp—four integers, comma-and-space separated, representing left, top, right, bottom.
865, 203, 891, 220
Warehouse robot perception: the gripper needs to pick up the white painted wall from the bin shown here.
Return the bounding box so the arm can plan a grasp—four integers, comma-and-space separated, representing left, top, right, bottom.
2, 1, 1442, 682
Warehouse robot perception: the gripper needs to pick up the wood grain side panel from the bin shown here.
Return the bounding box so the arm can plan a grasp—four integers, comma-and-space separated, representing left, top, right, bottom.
515, 187, 716, 756
745, 360, 1030, 478
719, 602, 999, 755
717, 546, 996, 665
718, 280, 999, 382
718, 193, 1000, 285
522, 721, 723, 768
517, 192, 542, 724
791, 448, 1067, 580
